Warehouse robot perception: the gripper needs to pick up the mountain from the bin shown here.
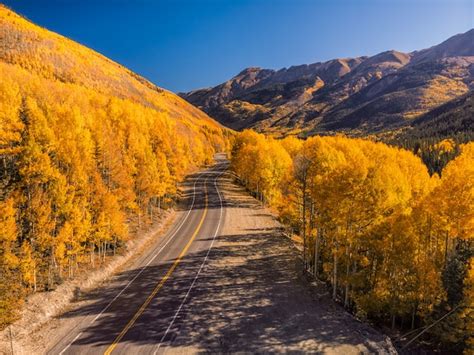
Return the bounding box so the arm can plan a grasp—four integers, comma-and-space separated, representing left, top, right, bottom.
181, 29, 474, 136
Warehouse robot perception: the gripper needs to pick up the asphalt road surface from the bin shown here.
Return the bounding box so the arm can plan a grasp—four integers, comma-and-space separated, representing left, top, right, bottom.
48, 156, 227, 355
46, 154, 395, 354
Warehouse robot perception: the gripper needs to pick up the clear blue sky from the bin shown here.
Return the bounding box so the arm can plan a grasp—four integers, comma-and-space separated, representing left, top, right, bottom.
2, 0, 473, 92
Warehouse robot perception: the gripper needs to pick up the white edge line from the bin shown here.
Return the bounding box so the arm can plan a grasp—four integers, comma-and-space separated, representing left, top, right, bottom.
154, 168, 225, 354
58, 171, 208, 354
58, 332, 82, 355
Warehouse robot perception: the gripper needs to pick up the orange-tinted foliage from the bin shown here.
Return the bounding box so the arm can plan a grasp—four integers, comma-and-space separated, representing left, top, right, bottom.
231, 131, 473, 351
0, 5, 231, 328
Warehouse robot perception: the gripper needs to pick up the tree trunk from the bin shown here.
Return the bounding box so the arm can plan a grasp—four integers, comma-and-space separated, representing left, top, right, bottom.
411, 305, 417, 330
302, 179, 307, 268
98, 243, 102, 265
427, 214, 432, 251
314, 228, 320, 277
309, 202, 315, 272
444, 231, 449, 265
344, 278, 350, 306
344, 243, 350, 308
103, 242, 107, 262
33, 267, 37, 292
149, 199, 153, 221
47, 263, 52, 290
371, 257, 379, 288
90, 242, 95, 267
333, 243, 338, 300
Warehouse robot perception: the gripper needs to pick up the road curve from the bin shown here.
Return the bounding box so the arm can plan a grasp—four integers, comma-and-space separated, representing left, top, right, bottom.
48, 155, 227, 355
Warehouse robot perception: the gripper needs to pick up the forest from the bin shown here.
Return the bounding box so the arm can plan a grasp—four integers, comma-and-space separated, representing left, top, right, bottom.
0, 60, 230, 328
231, 130, 473, 352
0, 5, 472, 351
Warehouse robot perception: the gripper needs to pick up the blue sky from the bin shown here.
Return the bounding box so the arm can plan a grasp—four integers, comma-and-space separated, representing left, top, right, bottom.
3, 0, 473, 92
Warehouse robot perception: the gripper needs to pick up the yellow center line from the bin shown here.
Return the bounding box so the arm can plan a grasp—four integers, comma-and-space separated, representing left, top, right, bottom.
104, 178, 209, 355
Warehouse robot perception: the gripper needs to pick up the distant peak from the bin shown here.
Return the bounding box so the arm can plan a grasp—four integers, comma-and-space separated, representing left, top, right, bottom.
237, 67, 263, 76
436, 28, 474, 50
362, 50, 411, 67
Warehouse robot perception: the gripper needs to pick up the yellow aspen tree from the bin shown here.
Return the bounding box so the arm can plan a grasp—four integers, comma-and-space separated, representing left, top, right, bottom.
20, 241, 36, 291
0, 198, 19, 269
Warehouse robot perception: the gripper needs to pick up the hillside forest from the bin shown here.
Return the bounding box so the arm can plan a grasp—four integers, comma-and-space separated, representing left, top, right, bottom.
231, 130, 473, 352
0, 63, 230, 327
0, 4, 231, 328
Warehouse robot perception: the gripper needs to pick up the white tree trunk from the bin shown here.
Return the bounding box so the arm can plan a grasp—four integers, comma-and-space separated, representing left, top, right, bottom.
333, 244, 338, 300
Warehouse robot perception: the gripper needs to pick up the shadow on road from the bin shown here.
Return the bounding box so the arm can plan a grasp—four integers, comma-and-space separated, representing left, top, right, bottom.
54, 171, 391, 353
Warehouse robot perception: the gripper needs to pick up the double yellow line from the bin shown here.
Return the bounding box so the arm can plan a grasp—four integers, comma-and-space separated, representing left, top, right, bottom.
104, 177, 209, 355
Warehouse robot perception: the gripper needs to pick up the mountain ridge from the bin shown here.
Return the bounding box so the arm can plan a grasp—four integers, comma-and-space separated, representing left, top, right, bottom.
181, 29, 474, 136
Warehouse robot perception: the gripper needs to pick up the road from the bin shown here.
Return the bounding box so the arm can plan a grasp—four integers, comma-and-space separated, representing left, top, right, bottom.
48, 155, 227, 355
45, 154, 395, 354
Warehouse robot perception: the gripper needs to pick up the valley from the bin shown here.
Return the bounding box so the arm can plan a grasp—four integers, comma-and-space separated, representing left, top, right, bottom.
0, 3, 472, 354
11, 157, 395, 354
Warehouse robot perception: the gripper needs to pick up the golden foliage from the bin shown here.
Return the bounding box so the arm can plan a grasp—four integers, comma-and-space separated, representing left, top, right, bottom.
404, 76, 469, 119
0, 4, 231, 328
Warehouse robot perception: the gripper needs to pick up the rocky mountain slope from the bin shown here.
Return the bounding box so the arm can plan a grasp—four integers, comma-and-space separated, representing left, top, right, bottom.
182, 29, 474, 136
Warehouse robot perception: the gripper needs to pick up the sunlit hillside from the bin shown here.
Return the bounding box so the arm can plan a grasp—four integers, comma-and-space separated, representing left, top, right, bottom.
0, 4, 230, 327
0, 5, 225, 130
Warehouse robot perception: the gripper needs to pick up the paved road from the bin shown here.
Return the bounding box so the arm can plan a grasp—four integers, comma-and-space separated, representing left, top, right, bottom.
46, 154, 395, 354
48, 156, 228, 355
